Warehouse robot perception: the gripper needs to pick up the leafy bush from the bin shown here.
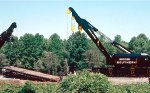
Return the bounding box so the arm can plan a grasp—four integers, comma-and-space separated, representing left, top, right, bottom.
18, 82, 35, 93
0, 81, 149, 93
0, 84, 21, 93
59, 70, 111, 93
4, 88, 16, 93
0, 82, 58, 93
33, 83, 58, 93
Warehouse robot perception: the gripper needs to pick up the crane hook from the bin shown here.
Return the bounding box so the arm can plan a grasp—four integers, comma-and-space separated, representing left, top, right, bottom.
71, 16, 75, 32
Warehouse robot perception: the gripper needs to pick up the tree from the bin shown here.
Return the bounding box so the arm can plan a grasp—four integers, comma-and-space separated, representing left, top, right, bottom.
114, 35, 121, 43
104, 42, 117, 55
137, 33, 149, 42
148, 40, 150, 54
66, 32, 89, 71
128, 36, 136, 51
19, 33, 46, 69
2, 36, 20, 66
47, 33, 68, 72
0, 53, 9, 67
34, 59, 44, 72
35, 51, 60, 75
98, 35, 116, 55
129, 33, 149, 53
114, 35, 129, 53
48, 33, 64, 57
84, 39, 105, 68
63, 59, 69, 75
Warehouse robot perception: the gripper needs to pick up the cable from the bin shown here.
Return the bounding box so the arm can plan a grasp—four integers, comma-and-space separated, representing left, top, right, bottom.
95, 30, 112, 42
67, 13, 69, 39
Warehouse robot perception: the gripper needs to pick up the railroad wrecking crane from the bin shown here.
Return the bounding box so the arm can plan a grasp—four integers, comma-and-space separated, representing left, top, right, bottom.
0, 22, 17, 48
67, 7, 150, 77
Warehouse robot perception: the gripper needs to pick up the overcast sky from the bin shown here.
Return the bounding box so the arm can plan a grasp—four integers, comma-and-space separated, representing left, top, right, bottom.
0, 0, 150, 42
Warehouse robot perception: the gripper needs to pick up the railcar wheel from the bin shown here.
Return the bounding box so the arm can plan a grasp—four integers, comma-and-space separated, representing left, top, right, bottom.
130, 68, 135, 77
108, 68, 113, 76
147, 68, 150, 77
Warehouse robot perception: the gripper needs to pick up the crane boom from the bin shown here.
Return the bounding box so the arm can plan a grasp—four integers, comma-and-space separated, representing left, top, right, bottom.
68, 7, 111, 62
68, 7, 132, 55
0, 22, 17, 48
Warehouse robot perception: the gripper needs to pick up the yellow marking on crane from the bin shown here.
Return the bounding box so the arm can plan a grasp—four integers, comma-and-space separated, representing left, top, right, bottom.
97, 40, 99, 46
78, 25, 82, 33
71, 16, 75, 32
71, 25, 75, 32
66, 9, 71, 14
71, 16, 75, 20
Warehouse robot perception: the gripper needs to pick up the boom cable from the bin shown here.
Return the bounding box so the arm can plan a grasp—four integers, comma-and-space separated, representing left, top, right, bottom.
95, 30, 112, 43
67, 13, 69, 39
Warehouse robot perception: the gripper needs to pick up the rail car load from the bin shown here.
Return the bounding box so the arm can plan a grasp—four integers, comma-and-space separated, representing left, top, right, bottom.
67, 7, 150, 77
0, 22, 17, 48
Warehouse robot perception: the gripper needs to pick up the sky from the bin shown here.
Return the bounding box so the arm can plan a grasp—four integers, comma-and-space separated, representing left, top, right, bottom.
0, 0, 150, 42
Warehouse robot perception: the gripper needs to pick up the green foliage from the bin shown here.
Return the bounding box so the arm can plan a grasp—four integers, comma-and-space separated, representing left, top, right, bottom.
19, 82, 35, 93
104, 42, 117, 55
62, 59, 69, 75
0, 81, 149, 93
2, 36, 19, 65
0, 82, 58, 93
48, 33, 64, 55
33, 83, 58, 93
114, 35, 121, 43
84, 39, 105, 68
4, 89, 15, 93
1, 32, 150, 75
129, 33, 149, 53
110, 83, 150, 93
66, 32, 89, 70
0, 53, 9, 67
0, 84, 21, 93
33, 59, 44, 71
47, 33, 67, 73
0, 34, 46, 69
148, 40, 150, 54
59, 70, 111, 93
18, 33, 46, 69
0, 32, 150, 93
34, 51, 61, 75
114, 35, 129, 53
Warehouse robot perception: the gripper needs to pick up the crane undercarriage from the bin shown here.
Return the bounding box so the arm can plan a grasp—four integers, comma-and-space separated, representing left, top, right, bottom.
92, 67, 150, 77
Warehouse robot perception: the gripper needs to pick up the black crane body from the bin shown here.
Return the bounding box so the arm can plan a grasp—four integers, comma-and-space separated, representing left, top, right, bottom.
0, 22, 17, 48
68, 7, 150, 77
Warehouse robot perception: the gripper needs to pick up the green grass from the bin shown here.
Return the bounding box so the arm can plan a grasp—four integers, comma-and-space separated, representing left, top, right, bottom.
110, 83, 150, 93
0, 82, 149, 93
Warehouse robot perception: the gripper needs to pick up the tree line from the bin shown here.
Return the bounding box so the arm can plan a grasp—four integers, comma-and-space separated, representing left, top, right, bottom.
0, 32, 150, 75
